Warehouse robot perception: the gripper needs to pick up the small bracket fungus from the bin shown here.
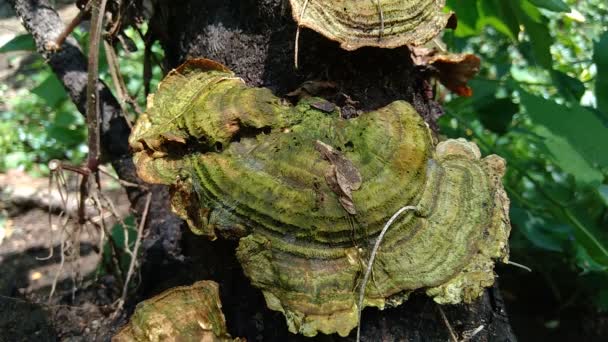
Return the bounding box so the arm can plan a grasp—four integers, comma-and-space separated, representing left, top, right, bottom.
289, 0, 452, 50
130, 59, 511, 337
113, 281, 242, 342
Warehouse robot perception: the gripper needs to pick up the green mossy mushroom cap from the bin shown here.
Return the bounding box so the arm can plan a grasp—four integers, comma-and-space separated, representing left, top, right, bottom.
130, 59, 511, 337
290, 0, 451, 50
113, 281, 241, 342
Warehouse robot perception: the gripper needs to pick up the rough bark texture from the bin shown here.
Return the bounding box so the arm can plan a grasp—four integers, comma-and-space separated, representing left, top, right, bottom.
152, 0, 443, 128
144, 1, 516, 341
10, 0, 517, 341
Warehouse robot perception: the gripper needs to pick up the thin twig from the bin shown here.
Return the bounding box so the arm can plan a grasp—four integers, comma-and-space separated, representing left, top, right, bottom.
103, 39, 139, 122
48, 216, 69, 302
45, 0, 94, 51
462, 325, 485, 342
98, 165, 143, 189
294, 0, 310, 69
39, 170, 56, 261
437, 305, 459, 342
356, 205, 418, 342
507, 260, 532, 272
117, 192, 152, 311
376, 0, 384, 42
86, 0, 109, 171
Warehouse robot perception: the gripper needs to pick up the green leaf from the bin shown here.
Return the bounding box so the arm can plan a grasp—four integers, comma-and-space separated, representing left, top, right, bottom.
446, 0, 480, 37
476, 97, 518, 134
594, 31, 608, 116
520, 91, 608, 185
512, 1, 554, 69
599, 185, 608, 207
32, 74, 68, 108
0, 34, 35, 53
477, 0, 520, 40
575, 243, 608, 273
102, 215, 137, 274
54, 111, 77, 127
47, 125, 85, 146
510, 207, 571, 252
551, 70, 585, 102
528, 0, 570, 12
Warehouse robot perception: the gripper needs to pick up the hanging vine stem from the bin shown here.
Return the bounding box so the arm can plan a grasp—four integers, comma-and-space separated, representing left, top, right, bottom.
376, 0, 384, 42
356, 205, 418, 342
294, 0, 310, 69
116, 192, 152, 314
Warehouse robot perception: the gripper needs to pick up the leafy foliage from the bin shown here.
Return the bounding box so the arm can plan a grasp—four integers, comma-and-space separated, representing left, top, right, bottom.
443, 0, 608, 309
0, 26, 163, 174
0, 64, 85, 174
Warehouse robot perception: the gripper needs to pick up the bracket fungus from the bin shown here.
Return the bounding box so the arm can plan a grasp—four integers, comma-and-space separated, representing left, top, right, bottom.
289, 0, 452, 50
130, 59, 511, 337
113, 281, 241, 342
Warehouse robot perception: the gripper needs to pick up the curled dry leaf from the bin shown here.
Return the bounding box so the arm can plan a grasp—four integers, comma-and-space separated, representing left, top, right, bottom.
411, 46, 481, 97
130, 59, 511, 337
315, 140, 362, 214
286, 80, 337, 99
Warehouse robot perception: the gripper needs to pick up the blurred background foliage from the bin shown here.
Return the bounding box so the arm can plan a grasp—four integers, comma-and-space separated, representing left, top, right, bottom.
443, 0, 608, 313
0, 0, 606, 333
0, 24, 163, 175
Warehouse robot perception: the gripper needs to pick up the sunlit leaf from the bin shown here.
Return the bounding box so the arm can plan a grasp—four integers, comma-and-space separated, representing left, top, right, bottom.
528, 0, 570, 12
477, 0, 519, 40
54, 111, 77, 127
446, 0, 480, 37
31, 74, 68, 108
47, 125, 85, 146
0, 34, 35, 53
512, 1, 554, 69
520, 91, 608, 185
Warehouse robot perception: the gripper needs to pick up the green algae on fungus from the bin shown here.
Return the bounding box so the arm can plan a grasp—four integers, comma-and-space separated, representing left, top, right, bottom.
290, 0, 452, 50
129, 59, 511, 337
113, 281, 241, 342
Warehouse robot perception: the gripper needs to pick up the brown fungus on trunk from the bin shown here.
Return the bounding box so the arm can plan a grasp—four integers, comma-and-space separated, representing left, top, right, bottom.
130, 59, 511, 337
290, 0, 452, 51
112, 281, 242, 342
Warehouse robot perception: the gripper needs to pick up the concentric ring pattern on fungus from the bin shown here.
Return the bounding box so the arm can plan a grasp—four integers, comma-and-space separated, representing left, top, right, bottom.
289, 0, 452, 50
130, 59, 511, 337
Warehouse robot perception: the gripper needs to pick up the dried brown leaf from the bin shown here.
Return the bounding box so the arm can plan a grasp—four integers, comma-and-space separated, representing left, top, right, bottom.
315, 140, 362, 214
411, 47, 481, 97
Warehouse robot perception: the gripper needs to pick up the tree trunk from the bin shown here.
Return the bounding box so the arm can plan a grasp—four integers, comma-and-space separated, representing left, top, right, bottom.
10, 0, 518, 340
140, 1, 517, 341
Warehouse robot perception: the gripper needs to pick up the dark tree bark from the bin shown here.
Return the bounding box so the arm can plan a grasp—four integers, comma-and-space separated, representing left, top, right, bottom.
10, 0, 517, 341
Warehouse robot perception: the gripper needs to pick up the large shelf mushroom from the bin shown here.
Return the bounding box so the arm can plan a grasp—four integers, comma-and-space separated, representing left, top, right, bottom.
290, 0, 452, 50
129, 59, 511, 337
